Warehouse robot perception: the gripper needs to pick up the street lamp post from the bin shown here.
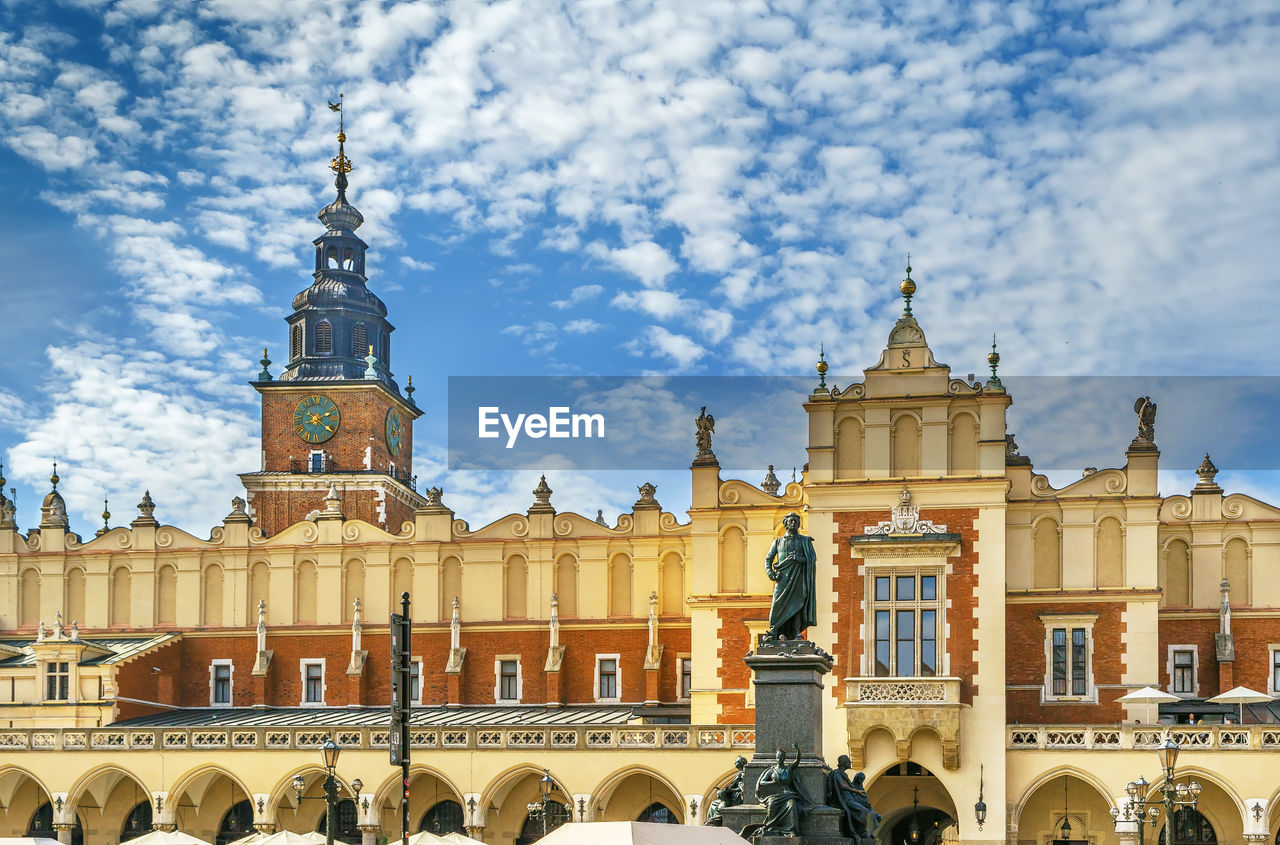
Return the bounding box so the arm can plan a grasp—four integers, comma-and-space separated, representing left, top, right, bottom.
524, 771, 560, 840
293, 739, 363, 845
1111, 738, 1201, 845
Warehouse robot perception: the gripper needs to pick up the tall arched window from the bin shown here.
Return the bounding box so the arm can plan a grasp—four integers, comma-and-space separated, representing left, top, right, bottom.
1159, 807, 1217, 843
342, 561, 365, 622
65, 567, 86, 626
891, 414, 921, 476
295, 561, 318, 624
1164, 540, 1191, 606
836, 417, 863, 479
637, 803, 679, 824
203, 564, 224, 627
352, 323, 367, 358
315, 320, 332, 354
1226, 537, 1250, 606
504, 555, 527, 619
19, 568, 40, 627
157, 564, 177, 625
719, 526, 746, 593
1096, 517, 1124, 588
1032, 519, 1062, 589
555, 555, 577, 617
381, 332, 390, 367
440, 556, 462, 619
290, 323, 302, 360
661, 551, 685, 615
110, 566, 131, 626
609, 554, 633, 617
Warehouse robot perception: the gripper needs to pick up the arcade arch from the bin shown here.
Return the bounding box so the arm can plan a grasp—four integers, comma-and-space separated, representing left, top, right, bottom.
591, 766, 685, 824
165, 766, 253, 843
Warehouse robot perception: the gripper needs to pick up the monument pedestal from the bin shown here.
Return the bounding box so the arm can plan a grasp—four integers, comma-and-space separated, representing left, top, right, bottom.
718, 638, 869, 844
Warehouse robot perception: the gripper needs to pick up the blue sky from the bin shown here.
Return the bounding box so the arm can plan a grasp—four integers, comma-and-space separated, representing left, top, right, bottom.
1, 0, 1278, 532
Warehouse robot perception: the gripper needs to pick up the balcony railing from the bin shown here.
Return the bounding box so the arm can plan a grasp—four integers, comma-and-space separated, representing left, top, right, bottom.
0, 724, 754, 752
1008, 724, 1276, 751
286, 458, 418, 491
845, 676, 962, 705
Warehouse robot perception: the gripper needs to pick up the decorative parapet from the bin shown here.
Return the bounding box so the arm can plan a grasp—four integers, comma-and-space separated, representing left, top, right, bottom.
1008, 724, 1272, 750
0, 724, 754, 753
846, 677, 961, 705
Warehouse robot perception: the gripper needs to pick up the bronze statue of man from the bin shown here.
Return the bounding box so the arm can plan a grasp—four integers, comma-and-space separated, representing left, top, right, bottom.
764, 512, 818, 640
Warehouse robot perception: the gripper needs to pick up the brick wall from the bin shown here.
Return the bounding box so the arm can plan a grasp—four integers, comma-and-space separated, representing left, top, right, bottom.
1006, 600, 1127, 724
247, 488, 415, 536
831, 507, 979, 705
260, 387, 412, 476
1159, 612, 1280, 699
715, 605, 768, 723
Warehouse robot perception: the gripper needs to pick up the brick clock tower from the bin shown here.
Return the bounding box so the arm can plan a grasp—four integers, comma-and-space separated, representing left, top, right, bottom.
241, 117, 425, 535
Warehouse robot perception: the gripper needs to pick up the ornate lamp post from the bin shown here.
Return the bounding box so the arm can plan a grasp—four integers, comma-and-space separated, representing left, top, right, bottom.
293, 739, 363, 845
524, 771, 566, 840
1110, 738, 1201, 845
907, 786, 921, 844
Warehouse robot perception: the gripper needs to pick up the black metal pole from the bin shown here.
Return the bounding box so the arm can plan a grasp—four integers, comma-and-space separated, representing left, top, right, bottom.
325, 772, 337, 845
401, 591, 411, 845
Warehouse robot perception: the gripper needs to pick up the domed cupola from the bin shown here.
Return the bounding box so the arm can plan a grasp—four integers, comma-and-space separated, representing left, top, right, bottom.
278, 97, 399, 390
40, 463, 69, 531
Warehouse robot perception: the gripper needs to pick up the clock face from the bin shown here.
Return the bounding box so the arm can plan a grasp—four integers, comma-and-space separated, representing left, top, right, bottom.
385, 407, 405, 457
293, 395, 340, 444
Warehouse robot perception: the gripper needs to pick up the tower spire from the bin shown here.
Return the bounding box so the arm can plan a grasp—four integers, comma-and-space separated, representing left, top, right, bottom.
900, 255, 916, 316
327, 94, 353, 200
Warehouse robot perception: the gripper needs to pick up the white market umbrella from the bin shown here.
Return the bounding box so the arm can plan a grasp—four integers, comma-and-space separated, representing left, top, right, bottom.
538, 822, 748, 845
120, 832, 212, 845
1208, 685, 1275, 724
440, 833, 486, 845
404, 833, 452, 845
1117, 686, 1182, 724
227, 832, 327, 845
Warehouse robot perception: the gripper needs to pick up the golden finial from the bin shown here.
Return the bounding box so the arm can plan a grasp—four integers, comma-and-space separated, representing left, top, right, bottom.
899, 254, 916, 315
327, 94, 352, 195
50, 461, 59, 491
816, 343, 828, 390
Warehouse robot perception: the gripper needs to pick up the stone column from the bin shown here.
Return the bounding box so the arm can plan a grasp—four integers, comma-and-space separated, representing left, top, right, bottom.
683, 795, 702, 825
358, 824, 380, 845
52, 823, 74, 844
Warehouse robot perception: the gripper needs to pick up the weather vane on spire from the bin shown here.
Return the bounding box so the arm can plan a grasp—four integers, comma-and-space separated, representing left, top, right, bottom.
327, 93, 353, 197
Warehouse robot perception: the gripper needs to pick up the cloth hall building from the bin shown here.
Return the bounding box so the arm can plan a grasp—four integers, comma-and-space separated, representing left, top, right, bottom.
3, 139, 1280, 845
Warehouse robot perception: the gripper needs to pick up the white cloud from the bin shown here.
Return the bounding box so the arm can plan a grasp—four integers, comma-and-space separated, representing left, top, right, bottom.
551, 284, 604, 309
564, 319, 603, 334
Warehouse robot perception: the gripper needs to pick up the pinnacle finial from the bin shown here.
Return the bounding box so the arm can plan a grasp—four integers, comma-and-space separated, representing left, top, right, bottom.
405, 375, 416, 406
102, 497, 110, 526
985, 333, 1005, 393
900, 256, 916, 316
50, 461, 59, 491
816, 343, 828, 390
258, 347, 273, 381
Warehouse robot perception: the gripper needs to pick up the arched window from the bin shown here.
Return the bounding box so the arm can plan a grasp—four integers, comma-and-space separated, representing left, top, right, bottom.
1096, 517, 1124, 588
29, 802, 84, 845
836, 416, 863, 479
555, 555, 577, 617
392, 558, 413, 604
948, 412, 979, 475
609, 554, 633, 617
1032, 519, 1062, 589
661, 551, 684, 615
325, 246, 339, 269
111, 566, 132, 626
1226, 537, 1250, 606
1164, 540, 1191, 606
637, 803, 679, 824
440, 556, 462, 619
891, 414, 921, 476
342, 561, 365, 622
121, 801, 152, 842
315, 320, 332, 354
203, 564, 224, 627
719, 527, 746, 593
381, 332, 390, 367
65, 567, 86, 626
157, 564, 177, 624
342, 247, 355, 270
19, 568, 39, 627
352, 323, 367, 358
317, 799, 360, 845
290, 323, 302, 360
419, 800, 464, 835
296, 561, 318, 624
217, 800, 254, 845
505, 555, 527, 619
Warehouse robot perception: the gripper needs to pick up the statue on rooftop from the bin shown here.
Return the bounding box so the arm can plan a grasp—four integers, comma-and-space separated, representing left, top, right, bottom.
1134, 396, 1157, 443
